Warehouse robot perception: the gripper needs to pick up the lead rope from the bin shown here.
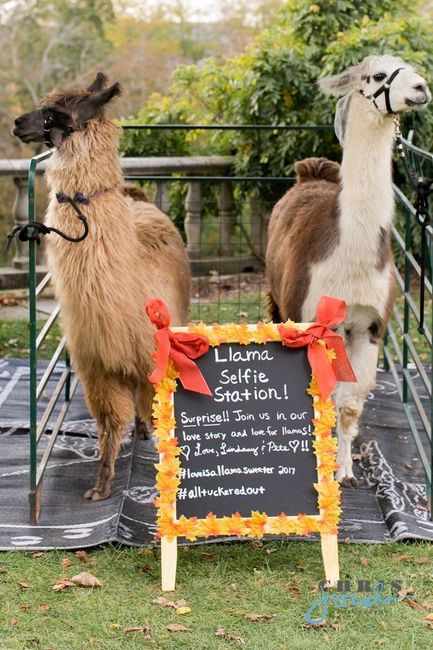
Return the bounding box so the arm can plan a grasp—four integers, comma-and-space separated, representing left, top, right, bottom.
6, 193, 89, 252
394, 115, 432, 334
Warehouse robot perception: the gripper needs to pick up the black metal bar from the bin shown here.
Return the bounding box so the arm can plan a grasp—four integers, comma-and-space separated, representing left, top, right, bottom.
121, 124, 334, 131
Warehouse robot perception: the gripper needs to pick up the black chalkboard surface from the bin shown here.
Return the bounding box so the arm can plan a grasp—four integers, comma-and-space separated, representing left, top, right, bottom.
173, 342, 319, 519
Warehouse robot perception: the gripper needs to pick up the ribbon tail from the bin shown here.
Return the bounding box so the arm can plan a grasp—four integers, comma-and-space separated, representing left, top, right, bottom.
148, 329, 171, 384
170, 348, 212, 396
308, 342, 338, 401
329, 337, 357, 384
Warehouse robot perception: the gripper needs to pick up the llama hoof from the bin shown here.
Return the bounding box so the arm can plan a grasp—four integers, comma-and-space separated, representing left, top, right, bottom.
339, 476, 359, 489
84, 486, 111, 501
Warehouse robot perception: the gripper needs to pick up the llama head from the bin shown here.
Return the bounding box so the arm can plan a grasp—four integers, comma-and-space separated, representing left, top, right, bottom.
320, 54, 431, 114
12, 73, 122, 148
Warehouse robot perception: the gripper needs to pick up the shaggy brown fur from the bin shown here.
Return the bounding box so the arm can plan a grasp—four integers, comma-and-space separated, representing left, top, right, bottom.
38, 86, 190, 500
122, 185, 149, 202
267, 158, 341, 321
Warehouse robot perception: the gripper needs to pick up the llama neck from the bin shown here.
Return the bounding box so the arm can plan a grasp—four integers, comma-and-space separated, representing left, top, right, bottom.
46, 120, 124, 196
339, 92, 396, 239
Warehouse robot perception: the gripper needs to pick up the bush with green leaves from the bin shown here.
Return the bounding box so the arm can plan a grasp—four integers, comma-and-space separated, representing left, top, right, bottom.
121, 0, 433, 180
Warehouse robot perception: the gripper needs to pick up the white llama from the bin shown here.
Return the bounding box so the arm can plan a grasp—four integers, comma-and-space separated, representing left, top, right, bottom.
266, 54, 431, 486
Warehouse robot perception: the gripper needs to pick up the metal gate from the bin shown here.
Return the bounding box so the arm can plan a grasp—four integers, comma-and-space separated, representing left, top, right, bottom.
19, 125, 432, 523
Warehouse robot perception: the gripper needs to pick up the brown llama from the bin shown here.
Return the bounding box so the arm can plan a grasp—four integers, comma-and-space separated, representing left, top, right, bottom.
13, 73, 191, 500
266, 55, 430, 487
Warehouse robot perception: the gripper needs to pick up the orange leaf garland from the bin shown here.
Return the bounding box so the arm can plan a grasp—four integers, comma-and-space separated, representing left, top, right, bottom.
153, 322, 341, 541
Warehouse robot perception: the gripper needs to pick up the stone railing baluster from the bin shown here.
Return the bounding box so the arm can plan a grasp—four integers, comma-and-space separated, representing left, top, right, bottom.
12, 177, 30, 269
217, 181, 235, 257
184, 181, 202, 259
154, 181, 171, 214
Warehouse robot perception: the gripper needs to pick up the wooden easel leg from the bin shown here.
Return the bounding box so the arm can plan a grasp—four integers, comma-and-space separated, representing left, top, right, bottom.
161, 536, 178, 592
320, 533, 339, 587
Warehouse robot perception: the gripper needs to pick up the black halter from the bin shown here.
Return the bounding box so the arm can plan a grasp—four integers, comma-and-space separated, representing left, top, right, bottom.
42, 109, 74, 148
360, 67, 404, 114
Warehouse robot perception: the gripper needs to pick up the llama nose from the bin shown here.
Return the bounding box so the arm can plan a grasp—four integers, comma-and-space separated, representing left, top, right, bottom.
14, 116, 24, 126
413, 82, 429, 97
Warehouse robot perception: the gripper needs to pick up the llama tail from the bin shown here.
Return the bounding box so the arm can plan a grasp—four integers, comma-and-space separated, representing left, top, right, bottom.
294, 157, 340, 184
122, 185, 149, 202
266, 291, 282, 322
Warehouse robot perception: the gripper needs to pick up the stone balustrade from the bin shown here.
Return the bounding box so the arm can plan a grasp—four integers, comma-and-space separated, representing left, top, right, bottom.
0, 155, 268, 288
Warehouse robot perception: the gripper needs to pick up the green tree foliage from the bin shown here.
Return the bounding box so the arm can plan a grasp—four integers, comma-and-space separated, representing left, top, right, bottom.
121, 0, 433, 200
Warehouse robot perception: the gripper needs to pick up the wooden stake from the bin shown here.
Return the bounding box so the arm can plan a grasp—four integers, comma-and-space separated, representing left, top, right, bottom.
161, 536, 178, 591
320, 533, 339, 587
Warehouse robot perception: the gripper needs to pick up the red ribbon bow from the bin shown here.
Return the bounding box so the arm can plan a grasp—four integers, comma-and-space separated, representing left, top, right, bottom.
145, 299, 212, 396
278, 296, 356, 400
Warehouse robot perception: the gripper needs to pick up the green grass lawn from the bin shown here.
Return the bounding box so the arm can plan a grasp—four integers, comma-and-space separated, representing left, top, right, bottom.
0, 542, 432, 649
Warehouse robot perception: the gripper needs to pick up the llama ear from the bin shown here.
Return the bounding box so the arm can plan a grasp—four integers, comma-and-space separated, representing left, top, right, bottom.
76, 82, 122, 123
87, 72, 108, 93
319, 65, 362, 97
90, 82, 122, 106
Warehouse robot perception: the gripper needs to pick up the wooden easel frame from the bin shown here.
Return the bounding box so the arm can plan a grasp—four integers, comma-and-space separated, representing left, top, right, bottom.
153, 322, 341, 591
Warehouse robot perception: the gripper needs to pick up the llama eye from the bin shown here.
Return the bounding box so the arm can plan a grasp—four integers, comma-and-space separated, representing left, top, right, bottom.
373, 73, 386, 82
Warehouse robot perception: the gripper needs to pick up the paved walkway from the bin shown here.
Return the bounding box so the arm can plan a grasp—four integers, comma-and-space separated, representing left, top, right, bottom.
0, 298, 56, 321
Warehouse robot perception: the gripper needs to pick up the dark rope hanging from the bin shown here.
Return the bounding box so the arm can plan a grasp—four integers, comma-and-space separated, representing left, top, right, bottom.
5, 192, 89, 252
413, 179, 432, 334
394, 120, 432, 335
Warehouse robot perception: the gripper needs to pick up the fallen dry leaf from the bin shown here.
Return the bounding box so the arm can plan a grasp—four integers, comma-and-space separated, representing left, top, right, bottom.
414, 557, 429, 565
123, 625, 151, 636
0, 567, 7, 574
250, 540, 263, 549
351, 453, 362, 462
31, 552, 44, 558
152, 596, 188, 609
360, 556, 369, 567
265, 547, 277, 555
19, 604, 30, 611
425, 613, 433, 621
302, 620, 328, 629
61, 558, 72, 568
167, 623, 188, 632
394, 554, 411, 563
52, 579, 76, 592
139, 563, 154, 575
18, 582, 30, 590
406, 598, 429, 611
243, 613, 276, 622
38, 605, 50, 612
75, 551, 88, 562
71, 572, 102, 588
176, 607, 191, 615
379, 621, 387, 630
215, 626, 245, 645
285, 584, 301, 595
10, 618, 19, 626
0, 297, 20, 307
398, 586, 415, 598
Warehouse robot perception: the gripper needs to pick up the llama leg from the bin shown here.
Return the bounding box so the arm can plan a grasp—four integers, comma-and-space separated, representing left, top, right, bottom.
335, 333, 379, 488
83, 376, 135, 500
132, 381, 154, 440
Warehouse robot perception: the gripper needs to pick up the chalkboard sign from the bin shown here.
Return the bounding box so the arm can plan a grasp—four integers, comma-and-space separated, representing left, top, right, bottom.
152, 320, 342, 591
174, 342, 318, 519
